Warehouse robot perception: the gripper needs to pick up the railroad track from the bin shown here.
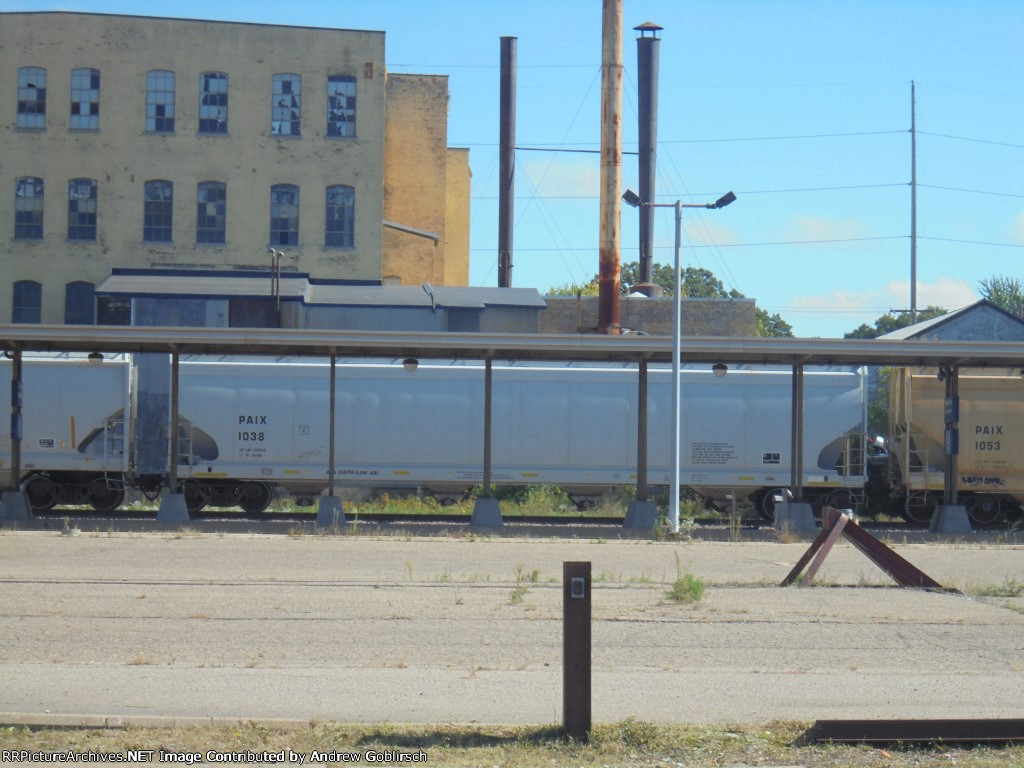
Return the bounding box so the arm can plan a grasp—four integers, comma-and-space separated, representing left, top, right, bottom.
30, 507, 926, 530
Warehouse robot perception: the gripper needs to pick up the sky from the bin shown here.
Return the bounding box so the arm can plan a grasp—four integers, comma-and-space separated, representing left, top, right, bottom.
6, 0, 1024, 337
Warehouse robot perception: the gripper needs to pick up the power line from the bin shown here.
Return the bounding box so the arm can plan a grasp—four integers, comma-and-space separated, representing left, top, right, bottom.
918, 184, 1024, 199
919, 236, 1024, 248
917, 131, 1024, 150
473, 183, 907, 200
469, 235, 907, 253
661, 130, 905, 144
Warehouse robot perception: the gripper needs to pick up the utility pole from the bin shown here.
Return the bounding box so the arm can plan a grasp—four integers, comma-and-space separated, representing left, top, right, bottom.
597, 0, 623, 334
910, 80, 917, 324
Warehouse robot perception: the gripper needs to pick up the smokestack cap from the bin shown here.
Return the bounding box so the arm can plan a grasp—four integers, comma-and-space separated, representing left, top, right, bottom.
634, 21, 663, 37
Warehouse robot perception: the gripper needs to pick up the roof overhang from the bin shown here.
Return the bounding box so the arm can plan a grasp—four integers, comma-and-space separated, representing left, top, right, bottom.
2, 325, 1024, 367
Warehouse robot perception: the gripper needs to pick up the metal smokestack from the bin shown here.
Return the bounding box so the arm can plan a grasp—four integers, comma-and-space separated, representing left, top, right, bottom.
498, 36, 517, 288
597, 0, 624, 333
635, 22, 663, 296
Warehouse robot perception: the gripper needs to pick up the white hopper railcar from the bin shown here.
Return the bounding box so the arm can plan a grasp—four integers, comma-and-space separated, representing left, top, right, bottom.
1, 354, 868, 515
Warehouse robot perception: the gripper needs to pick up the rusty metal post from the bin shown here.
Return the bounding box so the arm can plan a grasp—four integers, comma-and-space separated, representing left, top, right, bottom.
635, 22, 662, 291
563, 561, 592, 742
943, 365, 960, 506
498, 36, 517, 288
598, 0, 623, 333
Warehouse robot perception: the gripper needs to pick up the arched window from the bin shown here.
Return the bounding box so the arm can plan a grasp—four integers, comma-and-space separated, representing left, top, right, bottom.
196, 181, 227, 244
146, 70, 175, 132
270, 184, 299, 246
15, 177, 44, 239
70, 67, 100, 130
65, 281, 95, 325
326, 75, 356, 137
271, 74, 301, 136
199, 72, 228, 134
12, 281, 41, 324
325, 185, 354, 247
17, 67, 47, 129
143, 180, 173, 242
67, 178, 98, 240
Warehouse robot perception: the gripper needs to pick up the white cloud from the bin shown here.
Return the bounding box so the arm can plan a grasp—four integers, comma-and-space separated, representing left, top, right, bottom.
785, 215, 872, 244
682, 219, 742, 247
520, 156, 599, 198
1013, 210, 1024, 244
883, 277, 978, 311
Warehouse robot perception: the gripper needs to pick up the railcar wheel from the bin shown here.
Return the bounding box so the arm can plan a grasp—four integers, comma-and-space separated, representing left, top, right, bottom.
902, 491, 936, 526
967, 494, 1002, 526
238, 482, 272, 514
86, 479, 124, 513
823, 489, 855, 513
25, 475, 59, 512
182, 480, 210, 514
756, 488, 786, 522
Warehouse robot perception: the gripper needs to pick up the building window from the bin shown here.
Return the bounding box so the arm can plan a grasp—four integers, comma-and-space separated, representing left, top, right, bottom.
272, 74, 301, 136
326, 75, 356, 137
270, 184, 299, 246
70, 67, 100, 130
17, 67, 47, 129
325, 185, 354, 247
65, 281, 95, 325
15, 177, 44, 240
96, 296, 131, 326
199, 72, 228, 134
196, 181, 226, 244
146, 70, 175, 132
68, 179, 98, 241
143, 180, 173, 242
12, 281, 42, 324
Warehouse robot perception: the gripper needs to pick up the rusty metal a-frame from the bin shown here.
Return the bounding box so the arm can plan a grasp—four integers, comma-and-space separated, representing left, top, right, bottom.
782, 509, 949, 590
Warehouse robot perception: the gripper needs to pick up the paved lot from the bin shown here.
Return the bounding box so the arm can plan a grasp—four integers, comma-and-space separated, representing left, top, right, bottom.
1, 528, 1022, 726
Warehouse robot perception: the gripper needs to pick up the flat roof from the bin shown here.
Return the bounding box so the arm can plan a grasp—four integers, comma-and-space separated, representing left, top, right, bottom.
2, 325, 1024, 367
96, 274, 546, 310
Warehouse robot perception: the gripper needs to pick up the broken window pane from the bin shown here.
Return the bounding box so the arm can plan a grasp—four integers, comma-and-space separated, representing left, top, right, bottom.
146, 70, 175, 132
270, 184, 299, 246
67, 178, 98, 240
17, 67, 47, 129
271, 73, 301, 136
325, 184, 354, 247
15, 176, 44, 239
70, 68, 100, 130
196, 181, 227, 244
326, 75, 356, 137
199, 72, 228, 134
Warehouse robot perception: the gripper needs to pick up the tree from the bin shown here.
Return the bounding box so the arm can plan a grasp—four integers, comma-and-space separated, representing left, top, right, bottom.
755, 310, 794, 338
843, 306, 947, 339
980, 275, 1024, 319
545, 278, 599, 296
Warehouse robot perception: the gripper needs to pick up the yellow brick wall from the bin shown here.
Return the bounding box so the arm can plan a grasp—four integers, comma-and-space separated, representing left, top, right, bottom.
382, 74, 470, 287
0, 12, 387, 323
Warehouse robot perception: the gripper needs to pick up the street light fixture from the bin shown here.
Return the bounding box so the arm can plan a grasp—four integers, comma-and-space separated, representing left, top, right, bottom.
621, 188, 737, 533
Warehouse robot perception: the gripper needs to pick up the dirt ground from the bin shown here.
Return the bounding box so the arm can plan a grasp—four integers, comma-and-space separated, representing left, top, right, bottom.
0, 529, 1022, 726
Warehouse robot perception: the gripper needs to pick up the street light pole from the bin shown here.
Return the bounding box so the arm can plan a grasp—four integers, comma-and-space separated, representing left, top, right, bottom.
622, 189, 736, 533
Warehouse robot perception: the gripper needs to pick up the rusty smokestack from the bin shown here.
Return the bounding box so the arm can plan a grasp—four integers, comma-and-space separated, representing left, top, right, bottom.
498, 36, 517, 287
635, 22, 663, 297
597, 0, 623, 333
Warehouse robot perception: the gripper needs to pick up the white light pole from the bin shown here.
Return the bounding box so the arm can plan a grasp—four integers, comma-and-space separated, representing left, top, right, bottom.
622, 189, 736, 533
